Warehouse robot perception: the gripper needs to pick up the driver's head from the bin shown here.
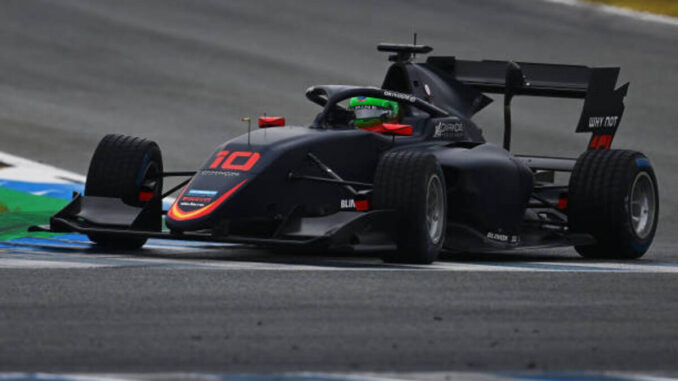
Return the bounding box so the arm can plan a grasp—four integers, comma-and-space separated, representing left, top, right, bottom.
348, 96, 400, 129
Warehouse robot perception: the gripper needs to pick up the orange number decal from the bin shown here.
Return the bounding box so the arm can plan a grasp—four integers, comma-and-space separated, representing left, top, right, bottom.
209, 151, 230, 169
209, 151, 261, 171
221, 151, 260, 171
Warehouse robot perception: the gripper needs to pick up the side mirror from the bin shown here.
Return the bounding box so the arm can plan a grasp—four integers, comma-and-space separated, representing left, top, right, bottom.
382, 123, 413, 136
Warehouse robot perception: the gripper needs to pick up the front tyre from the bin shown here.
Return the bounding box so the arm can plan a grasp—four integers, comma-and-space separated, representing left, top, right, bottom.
568, 149, 659, 259
373, 151, 447, 264
84, 134, 164, 249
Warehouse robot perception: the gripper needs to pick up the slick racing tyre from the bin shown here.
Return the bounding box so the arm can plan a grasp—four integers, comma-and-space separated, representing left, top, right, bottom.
373, 151, 447, 264
568, 149, 658, 259
84, 134, 164, 249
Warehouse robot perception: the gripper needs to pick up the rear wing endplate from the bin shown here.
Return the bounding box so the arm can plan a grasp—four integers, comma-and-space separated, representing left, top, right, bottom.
426, 57, 629, 151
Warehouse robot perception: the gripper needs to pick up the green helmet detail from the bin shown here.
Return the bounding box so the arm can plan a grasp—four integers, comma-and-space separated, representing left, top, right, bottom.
347, 96, 400, 128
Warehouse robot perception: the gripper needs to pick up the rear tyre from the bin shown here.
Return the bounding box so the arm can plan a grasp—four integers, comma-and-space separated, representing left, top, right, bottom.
373, 151, 447, 264
568, 149, 658, 259
84, 134, 164, 249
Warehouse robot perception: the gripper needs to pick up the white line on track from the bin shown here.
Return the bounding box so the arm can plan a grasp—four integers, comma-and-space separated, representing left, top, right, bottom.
0, 258, 98, 269
2, 372, 678, 381
541, 0, 678, 27
0, 151, 85, 184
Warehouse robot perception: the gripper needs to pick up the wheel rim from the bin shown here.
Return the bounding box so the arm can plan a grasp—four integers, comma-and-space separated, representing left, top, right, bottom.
629, 171, 656, 239
426, 174, 445, 244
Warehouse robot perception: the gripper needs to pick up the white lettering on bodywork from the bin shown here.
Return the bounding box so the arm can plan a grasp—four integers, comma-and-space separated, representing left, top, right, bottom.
340, 199, 356, 209
433, 120, 465, 138
588, 116, 618, 128
382, 91, 417, 103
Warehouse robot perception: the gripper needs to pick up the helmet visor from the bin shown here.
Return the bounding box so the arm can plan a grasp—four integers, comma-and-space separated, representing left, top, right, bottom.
352, 106, 391, 121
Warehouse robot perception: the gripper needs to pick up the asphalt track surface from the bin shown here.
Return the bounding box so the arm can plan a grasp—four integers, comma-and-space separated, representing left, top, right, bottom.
1, 0, 678, 374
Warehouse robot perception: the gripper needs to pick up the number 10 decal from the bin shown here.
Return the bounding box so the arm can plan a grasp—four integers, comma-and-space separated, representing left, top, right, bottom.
209, 151, 260, 171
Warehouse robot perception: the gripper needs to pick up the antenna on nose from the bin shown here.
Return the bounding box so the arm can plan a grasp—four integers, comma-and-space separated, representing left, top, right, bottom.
242, 117, 251, 146
412, 32, 417, 60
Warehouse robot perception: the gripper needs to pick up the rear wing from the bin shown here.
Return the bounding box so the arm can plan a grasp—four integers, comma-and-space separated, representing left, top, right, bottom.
425, 56, 629, 151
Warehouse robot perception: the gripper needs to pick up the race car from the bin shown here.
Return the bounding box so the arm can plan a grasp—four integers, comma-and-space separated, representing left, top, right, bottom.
31, 43, 659, 264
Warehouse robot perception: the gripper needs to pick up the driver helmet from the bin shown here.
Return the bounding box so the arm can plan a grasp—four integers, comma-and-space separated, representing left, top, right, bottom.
347, 96, 400, 130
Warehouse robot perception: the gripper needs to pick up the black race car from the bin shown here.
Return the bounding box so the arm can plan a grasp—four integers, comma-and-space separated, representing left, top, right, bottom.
31, 43, 659, 264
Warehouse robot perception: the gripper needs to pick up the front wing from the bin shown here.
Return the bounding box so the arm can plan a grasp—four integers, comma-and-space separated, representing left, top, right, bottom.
30, 193, 398, 252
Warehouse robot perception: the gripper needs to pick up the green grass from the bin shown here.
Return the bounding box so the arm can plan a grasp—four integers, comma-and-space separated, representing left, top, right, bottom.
584, 0, 678, 17
0, 187, 68, 241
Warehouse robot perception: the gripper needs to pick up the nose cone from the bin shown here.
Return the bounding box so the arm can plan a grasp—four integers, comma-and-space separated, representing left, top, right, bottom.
164, 128, 307, 232
166, 177, 249, 225
165, 147, 265, 231
164, 125, 366, 233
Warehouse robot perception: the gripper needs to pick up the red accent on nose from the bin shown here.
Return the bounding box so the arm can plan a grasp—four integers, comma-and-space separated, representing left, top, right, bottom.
259, 117, 285, 127
167, 179, 248, 221
557, 198, 568, 210
139, 191, 154, 202
355, 199, 369, 211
